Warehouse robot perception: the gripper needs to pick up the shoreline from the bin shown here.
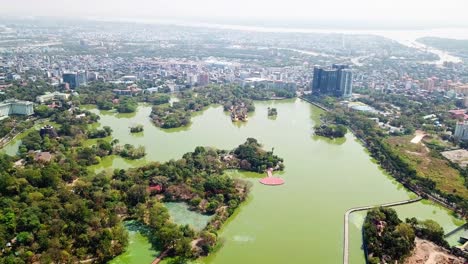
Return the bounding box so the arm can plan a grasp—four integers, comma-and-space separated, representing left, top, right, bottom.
300, 97, 462, 214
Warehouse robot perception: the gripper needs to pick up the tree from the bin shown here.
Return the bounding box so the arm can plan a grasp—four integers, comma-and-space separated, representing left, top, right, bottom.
117, 98, 138, 113
126, 185, 149, 206
35, 105, 54, 118
155, 223, 183, 250
395, 223, 415, 244
149, 202, 170, 229
363, 208, 415, 262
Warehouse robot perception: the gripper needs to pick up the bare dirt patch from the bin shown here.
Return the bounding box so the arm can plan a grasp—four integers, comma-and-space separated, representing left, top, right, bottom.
442, 149, 468, 168
404, 238, 466, 264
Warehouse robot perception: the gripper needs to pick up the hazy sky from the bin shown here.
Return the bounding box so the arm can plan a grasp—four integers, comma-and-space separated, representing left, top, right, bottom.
0, 0, 467, 26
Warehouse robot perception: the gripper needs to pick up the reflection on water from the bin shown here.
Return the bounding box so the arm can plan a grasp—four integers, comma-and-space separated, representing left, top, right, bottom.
311, 134, 347, 145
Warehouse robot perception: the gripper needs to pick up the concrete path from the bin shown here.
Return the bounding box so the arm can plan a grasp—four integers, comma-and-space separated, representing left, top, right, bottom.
343, 197, 422, 264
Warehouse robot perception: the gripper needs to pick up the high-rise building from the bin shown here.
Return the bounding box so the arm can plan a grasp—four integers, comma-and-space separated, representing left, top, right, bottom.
76, 71, 87, 87
63, 73, 77, 89
423, 78, 435, 91
63, 71, 87, 89
198, 73, 209, 86
312, 64, 353, 97
0, 99, 34, 120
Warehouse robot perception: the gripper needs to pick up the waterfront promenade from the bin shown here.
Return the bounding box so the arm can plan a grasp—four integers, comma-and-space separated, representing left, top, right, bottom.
299, 96, 330, 112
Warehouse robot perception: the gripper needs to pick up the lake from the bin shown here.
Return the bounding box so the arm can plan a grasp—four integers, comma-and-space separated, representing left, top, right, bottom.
2, 99, 463, 263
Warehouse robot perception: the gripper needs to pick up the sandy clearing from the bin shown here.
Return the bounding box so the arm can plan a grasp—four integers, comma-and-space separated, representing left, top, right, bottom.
404, 238, 466, 264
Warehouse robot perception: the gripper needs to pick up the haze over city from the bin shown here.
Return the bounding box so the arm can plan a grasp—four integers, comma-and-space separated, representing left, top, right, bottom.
1, 0, 468, 28
1, 1, 468, 264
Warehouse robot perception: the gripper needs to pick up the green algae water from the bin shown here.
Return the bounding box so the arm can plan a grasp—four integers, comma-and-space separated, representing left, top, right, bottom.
109, 221, 159, 264
3, 99, 463, 264
165, 202, 214, 232
0, 120, 59, 156
87, 99, 462, 264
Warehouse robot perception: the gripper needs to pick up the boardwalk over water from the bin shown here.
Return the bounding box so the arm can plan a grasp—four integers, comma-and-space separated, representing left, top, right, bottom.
343, 197, 422, 264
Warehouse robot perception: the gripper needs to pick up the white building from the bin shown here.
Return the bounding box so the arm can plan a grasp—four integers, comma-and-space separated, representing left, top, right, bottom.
36, 92, 70, 104
0, 99, 34, 120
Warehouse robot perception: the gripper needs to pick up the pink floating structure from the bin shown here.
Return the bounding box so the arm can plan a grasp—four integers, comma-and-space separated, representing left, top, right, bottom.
259, 177, 285, 185
259, 168, 285, 186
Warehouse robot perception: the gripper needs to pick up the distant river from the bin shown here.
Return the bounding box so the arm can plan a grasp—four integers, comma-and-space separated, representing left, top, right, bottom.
75, 99, 463, 264
106, 18, 468, 64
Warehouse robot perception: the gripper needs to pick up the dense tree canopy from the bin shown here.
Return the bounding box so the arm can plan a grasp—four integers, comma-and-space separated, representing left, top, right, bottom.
151, 85, 296, 129
364, 207, 449, 264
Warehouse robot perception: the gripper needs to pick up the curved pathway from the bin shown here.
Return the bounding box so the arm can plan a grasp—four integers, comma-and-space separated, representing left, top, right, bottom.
343, 197, 422, 264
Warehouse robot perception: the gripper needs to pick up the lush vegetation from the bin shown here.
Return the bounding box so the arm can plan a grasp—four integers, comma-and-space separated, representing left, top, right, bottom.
107, 138, 282, 261
87, 126, 112, 139
0, 106, 132, 263
314, 124, 347, 139
0, 133, 283, 263
116, 98, 138, 113
0, 80, 55, 102
232, 138, 284, 173
151, 85, 295, 129
364, 207, 448, 264
364, 208, 415, 263
308, 94, 468, 215
114, 144, 146, 160
0, 154, 130, 263
0, 118, 35, 141
76, 82, 170, 113
77, 82, 124, 106
34, 105, 56, 118
267, 107, 277, 116
151, 103, 193, 128
129, 124, 144, 133
143, 94, 171, 105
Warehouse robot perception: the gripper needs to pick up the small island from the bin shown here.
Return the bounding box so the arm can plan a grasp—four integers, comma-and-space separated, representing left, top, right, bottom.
114, 143, 146, 159
268, 107, 277, 117
230, 104, 249, 122
150, 85, 293, 129
314, 124, 347, 139
117, 138, 284, 262
130, 124, 144, 133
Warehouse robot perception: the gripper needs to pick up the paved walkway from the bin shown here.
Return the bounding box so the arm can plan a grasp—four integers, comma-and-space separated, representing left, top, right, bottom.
343, 197, 422, 264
